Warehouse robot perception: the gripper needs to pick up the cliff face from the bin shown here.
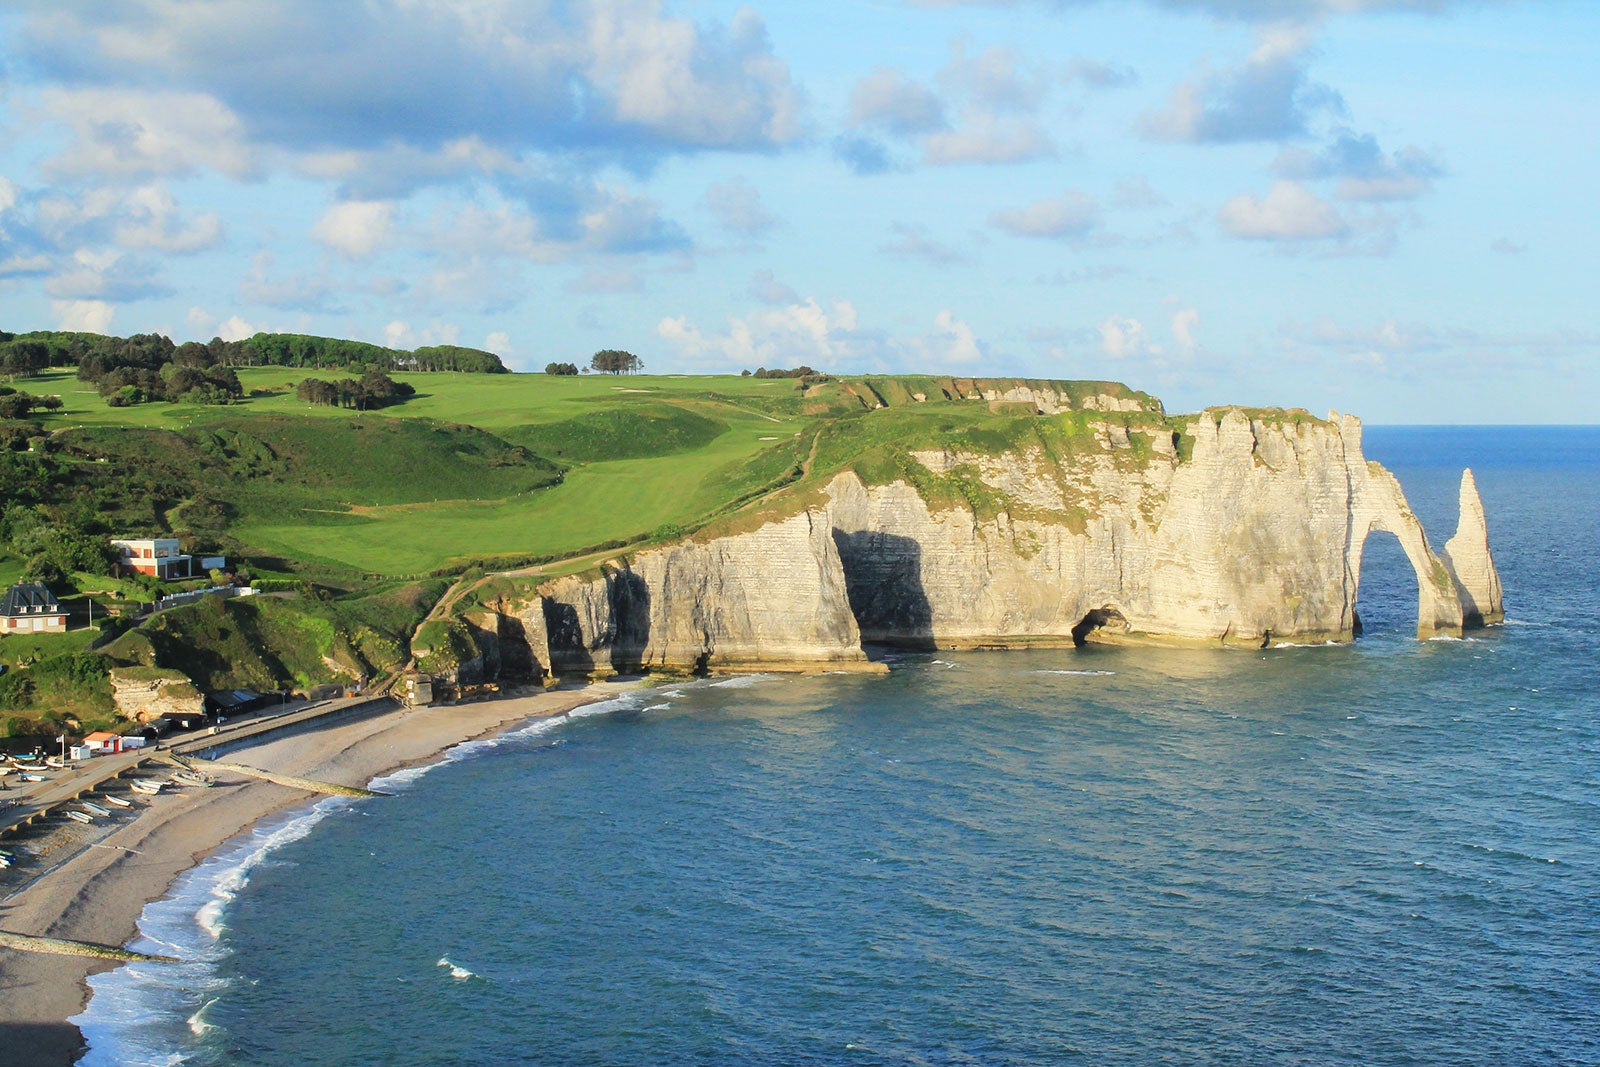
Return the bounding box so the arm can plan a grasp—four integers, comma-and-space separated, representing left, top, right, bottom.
827, 411, 1489, 647
449, 407, 1502, 680
470, 510, 875, 680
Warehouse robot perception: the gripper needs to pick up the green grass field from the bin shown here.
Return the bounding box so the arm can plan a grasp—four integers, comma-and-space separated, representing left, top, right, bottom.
27, 369, 816, 575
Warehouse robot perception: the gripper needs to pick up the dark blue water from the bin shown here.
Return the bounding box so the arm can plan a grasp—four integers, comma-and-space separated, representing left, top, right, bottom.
79, 427, 1600, 1066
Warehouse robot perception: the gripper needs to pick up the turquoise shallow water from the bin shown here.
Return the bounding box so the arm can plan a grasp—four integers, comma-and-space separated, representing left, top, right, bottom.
79, 427, 1600, 1066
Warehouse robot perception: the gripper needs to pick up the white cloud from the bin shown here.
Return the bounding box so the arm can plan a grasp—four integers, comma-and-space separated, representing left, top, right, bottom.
1099, 316, 1161, 359
703, 179, 776, 237
905, 1, 1491, 23
924, 113, 1055, 165
880, 223, 969, 265
381, 320, 462, 351
44, 247, 172, 301
1217, 180, 1347, 240
39, 88, 258, 181
989, 191, 1099, 240
926, 309, 983, 364
15, 0, 804, 197
217, 315, 260, 342
1172, 308, 1200, 352
313, 200, 395, 260
52, 299, 114, 333
1112, 176, 1167, 209
656, 300, 988, 372
939, 41, 1047, 113
1143, 26, 1343, 144
747, 269, 800, 305
658, 298, 867, 370
111, 186, 224, 252
849, 68, 948, 135
484, 331, 512, 356
1274, 130, 1442, 202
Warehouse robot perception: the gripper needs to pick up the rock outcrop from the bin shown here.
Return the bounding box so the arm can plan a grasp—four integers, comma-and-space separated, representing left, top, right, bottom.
109, 667, 205, 722
1441, 469, 1505, 626
445, 406, 1502, 681
468, 510, 876, 680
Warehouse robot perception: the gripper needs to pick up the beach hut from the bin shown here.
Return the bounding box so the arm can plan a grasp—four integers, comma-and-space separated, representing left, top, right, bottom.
82, 731, 126, 755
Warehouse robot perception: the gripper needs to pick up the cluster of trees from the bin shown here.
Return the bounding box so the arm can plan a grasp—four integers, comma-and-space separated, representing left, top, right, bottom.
239, 334, 507, 373
742, 365, 823, 379
70, 333, 244, 406
0, 335, 55, 380
294, 370, 417, 410
544, 362, 580, 376
590, 349, 644, 374
0, 386, 63, 422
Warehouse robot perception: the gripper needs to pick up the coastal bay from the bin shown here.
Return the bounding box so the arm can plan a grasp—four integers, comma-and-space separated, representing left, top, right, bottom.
0, 684, 616, 1065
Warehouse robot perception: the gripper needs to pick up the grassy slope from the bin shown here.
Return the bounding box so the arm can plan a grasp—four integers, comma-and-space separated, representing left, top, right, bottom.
27, 370, 813, 576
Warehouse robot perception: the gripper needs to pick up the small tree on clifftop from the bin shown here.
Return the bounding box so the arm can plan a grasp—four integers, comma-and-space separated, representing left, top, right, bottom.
589, 349, 643, 375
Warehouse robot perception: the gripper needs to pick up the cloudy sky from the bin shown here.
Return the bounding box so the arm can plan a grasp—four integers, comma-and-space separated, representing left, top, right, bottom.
0, 0, 1593, 422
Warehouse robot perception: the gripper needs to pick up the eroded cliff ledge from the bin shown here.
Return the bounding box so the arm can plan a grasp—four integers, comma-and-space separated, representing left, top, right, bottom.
430, 401, 1502, 683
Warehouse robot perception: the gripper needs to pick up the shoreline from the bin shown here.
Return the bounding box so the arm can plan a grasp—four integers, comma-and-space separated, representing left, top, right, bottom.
0, 682, 621, 1066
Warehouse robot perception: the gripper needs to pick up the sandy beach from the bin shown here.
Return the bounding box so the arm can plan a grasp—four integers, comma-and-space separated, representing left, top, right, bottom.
0, 684, 614, 1066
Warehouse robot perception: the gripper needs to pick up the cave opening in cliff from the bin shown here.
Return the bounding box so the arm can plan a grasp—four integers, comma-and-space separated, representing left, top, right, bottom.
1071, 606, 1128, 647
1353, 530, 1414, 637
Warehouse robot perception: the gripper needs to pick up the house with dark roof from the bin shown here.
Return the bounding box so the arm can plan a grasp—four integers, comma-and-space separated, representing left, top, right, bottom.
1, 582, 67, 634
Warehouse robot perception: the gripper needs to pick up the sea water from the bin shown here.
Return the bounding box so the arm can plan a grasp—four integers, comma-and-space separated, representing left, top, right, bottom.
77, 427, 1600, 1066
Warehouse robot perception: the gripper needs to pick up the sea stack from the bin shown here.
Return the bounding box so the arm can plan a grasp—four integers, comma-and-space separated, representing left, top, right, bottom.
1442, 468, 1506, 626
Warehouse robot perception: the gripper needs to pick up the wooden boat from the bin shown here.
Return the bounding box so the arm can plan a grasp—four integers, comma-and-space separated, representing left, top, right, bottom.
81, 801, 113, 817
11, 760, 48, 772
172, 769, 215, 788
45, 756, 69, 769
19, 772, 47, 783
130, 779, 164, 795
65, 809, 94, 824
103, 794, 135, 808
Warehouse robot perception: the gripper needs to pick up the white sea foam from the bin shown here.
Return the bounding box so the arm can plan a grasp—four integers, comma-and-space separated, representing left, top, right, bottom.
368, 692, 646, 794
438, 956, 479, 980
1031, 669, 1116, 676
709, 674, 771, 688
187, 997, 219, 1037
75, 797, 350, 1065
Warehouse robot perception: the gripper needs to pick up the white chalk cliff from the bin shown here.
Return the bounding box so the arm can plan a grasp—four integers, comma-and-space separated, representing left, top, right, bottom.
450, 406, 1502, 679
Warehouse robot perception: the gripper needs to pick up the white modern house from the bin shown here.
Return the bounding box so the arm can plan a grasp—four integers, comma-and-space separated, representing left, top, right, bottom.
111, 538, 226, 581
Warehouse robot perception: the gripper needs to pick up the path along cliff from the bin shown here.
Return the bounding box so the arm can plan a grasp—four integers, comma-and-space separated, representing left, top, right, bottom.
420, 402, 1502, 684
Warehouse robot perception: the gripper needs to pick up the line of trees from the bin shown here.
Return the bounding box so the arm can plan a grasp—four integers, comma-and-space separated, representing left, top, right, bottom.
240, 334, 507, 373
295, 370, 417, 410
544, 362, 579, 376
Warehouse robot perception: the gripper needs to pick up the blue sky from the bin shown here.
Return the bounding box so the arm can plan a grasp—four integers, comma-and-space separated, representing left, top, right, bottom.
0, 0, 1594, 422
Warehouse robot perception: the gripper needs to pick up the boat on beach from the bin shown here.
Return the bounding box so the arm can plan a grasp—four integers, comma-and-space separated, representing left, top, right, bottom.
18, 771, 47, 783
11, 760, 48, 772
130, 779, 164, 795
65, 809, 94, 823
81, 800, 113, 817
45, 756, 70, 769
103, 793, 134, 808
172, 769, 215, 788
